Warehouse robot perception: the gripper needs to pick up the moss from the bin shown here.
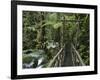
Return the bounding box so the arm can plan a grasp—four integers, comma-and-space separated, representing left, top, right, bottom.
23, 56, 33, 64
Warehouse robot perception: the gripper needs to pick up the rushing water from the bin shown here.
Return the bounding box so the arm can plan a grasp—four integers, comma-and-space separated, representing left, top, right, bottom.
23, 49, 47, 68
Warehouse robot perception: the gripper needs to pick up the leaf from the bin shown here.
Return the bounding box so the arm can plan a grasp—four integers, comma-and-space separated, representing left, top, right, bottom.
53, 22, 62, 29
42, 21, 53, 27
47, 13, 57, 23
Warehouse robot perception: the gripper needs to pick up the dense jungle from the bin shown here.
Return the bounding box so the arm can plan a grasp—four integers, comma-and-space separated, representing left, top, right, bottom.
22, 11, 89, 68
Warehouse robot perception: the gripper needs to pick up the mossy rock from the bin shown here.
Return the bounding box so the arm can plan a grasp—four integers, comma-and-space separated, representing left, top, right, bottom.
23, 56, 33, 64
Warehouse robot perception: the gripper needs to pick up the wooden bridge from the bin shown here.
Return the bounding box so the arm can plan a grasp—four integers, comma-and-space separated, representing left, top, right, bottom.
48, 43, 85, 67
47, 18, 86, 67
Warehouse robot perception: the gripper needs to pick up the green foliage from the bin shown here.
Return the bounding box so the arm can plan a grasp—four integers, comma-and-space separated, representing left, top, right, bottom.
22, 11, 90, 68
48, 13, 58, 22
53, 22, 62, 29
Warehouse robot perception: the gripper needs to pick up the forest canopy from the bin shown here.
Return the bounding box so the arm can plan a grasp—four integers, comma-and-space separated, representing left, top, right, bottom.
22, 11, 89, 68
